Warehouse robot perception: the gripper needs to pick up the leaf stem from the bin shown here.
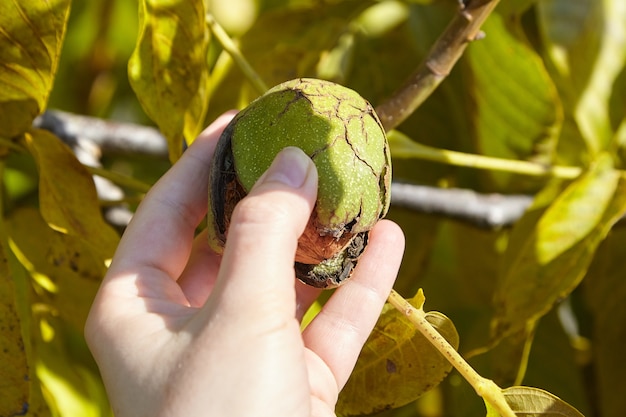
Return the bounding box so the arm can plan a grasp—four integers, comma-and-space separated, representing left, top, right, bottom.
375, 0, 501, 131
206, 13, 269, 95
389, 130, 583, 179
0, 137, 27, 153
85, 165, 152, 194
387, 289, 517, 417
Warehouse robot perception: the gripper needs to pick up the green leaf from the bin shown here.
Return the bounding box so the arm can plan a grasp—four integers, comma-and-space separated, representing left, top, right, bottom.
492, 154, 626, 338
0, 0, 71, 138
465, 12, 562, 191
486, 386, 584, 417
524, 309, 591, 415
129, 0, 210, 162
538, 0, 626, 155
23, 129, 119, 260
583, 227, 626, 417
336, 292, 459, 416
0, 238, 29, 417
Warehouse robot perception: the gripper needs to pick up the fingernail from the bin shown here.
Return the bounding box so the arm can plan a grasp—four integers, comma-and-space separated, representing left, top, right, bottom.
262, 147, 312, 188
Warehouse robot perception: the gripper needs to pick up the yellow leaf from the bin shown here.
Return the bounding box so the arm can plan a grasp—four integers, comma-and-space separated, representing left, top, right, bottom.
486, 386, 585, 417
336, 292, 459, 415
0, 211, 52, 416
0, 0, 71, 138
129, 0, 210, 162
8, 207, 107, 332
33, 315, 111, 417
23, 129, 119, 260
3, 207, 109, 416
0, 239, 30, 417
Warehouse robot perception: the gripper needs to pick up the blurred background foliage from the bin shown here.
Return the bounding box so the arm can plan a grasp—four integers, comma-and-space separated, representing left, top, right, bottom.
1, 0, 626, 416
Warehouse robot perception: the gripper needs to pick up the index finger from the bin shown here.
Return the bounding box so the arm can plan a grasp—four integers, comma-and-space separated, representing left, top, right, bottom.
302, 219, 405, 388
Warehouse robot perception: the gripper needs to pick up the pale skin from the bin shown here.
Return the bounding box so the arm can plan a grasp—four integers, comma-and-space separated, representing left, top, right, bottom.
84, 112, 405, 417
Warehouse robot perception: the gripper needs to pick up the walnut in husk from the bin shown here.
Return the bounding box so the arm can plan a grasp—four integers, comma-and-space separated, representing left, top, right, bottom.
208, 78, 391, 288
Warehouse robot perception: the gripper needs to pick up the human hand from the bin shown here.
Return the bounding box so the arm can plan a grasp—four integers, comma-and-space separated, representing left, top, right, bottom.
85, 112, 405, 417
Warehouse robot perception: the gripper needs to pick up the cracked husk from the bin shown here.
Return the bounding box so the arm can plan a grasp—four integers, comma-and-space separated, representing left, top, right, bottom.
208, 78, 391, 288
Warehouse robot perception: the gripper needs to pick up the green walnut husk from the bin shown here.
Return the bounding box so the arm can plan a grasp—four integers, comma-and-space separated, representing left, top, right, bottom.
208, 78, 391, 288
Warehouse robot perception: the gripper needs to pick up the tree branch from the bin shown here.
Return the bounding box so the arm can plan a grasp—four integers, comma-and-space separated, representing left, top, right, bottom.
375, 0, 500, 131
391, 182, 532, 229
34, 110, 168, 157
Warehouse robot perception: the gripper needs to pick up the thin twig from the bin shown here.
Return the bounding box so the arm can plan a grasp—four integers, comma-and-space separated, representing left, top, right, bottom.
387, 289, 517, 417
85, 166, 151, 194
375, 0, 500, 131
206, 13, 269, 95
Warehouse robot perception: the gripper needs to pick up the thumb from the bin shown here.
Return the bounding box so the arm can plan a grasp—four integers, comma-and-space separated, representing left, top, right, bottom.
208, 147, 318, 322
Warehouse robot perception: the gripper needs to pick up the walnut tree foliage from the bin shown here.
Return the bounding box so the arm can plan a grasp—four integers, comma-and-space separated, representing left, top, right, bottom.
1, 0, 626, 416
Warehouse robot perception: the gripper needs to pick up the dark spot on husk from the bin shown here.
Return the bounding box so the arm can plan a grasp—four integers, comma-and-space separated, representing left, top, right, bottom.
294, 231, 368, 288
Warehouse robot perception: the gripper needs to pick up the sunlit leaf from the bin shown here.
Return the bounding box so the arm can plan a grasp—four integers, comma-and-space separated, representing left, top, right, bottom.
583, 227, 626, 417
538, 0, 626, 155
0, 0, 71, 138
8, 207, 106, 332
486, 386, 584, 417
336, 292, 459, 416
33, 314, 111, 417
492, 154, 626, 338
5, 208, 107, 416
23, 129, 119, 260
1, 218, 52, 417
465, 12, 562, 192
129, 0, 210, 161
0, 239, 29, 417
